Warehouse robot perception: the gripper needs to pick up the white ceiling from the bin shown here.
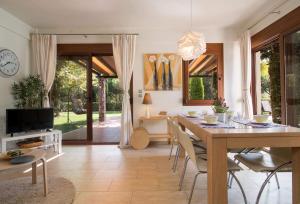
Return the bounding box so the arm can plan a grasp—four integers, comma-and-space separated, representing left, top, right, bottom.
0, 0, 286, 30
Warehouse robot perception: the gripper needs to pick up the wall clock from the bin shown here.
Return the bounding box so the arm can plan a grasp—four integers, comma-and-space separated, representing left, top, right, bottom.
0, 49, 20, 77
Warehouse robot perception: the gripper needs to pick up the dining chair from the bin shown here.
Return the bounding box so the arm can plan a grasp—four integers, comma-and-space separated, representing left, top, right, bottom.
175, 125, 247, 204
234, 148, 292, 204
227, 148, 262, 188
167, 117, 177, 160
168, 118, 206, 173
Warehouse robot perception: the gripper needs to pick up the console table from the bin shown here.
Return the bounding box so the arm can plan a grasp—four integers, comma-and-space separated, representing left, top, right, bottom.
1, 130, 62, 154
138, 115, 172, 143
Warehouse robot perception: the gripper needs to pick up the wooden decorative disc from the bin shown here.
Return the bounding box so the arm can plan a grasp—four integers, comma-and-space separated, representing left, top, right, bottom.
131, 128, 150, 150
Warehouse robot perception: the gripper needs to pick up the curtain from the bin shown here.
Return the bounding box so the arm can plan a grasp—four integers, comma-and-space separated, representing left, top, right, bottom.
112, 35, 136, 148
31, 34, 57, 107
240, 30, 253, 119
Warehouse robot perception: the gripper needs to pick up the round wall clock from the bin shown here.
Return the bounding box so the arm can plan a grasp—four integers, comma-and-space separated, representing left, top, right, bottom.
0, 49, 20, 77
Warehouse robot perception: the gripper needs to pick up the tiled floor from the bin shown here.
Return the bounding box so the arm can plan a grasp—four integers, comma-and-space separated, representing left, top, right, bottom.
0, 144, 292, 204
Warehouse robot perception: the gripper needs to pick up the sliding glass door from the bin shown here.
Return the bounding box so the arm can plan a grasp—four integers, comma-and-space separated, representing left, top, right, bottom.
285, 29, 300, 127
51, 56, 89, 141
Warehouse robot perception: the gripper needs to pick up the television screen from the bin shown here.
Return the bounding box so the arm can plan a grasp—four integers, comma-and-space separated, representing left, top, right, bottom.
6, 108, 54, 135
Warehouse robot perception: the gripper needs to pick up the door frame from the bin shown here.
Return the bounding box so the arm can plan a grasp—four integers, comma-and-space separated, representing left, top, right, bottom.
251, 6, 300, 124
57, 43, 133, 144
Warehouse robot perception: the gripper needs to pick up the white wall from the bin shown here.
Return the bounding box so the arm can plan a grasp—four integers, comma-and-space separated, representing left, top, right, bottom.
54, 27, 242, 132
248, 0, 300, 35
0, 8, 32, 135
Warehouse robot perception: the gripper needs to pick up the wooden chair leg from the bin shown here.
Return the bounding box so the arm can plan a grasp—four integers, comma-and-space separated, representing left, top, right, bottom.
32, 162, 37, 184
42, 158, 48, 196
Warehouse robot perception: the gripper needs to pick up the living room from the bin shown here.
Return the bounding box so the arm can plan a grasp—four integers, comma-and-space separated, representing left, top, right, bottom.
0, 0, 300, 203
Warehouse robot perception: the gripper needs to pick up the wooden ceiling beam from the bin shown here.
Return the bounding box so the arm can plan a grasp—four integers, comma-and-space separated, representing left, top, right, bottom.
190, 55, 215, 75
92, 56, 115, 76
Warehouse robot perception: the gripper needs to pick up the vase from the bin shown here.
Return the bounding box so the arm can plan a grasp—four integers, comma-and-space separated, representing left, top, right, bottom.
215, 113, 226, 123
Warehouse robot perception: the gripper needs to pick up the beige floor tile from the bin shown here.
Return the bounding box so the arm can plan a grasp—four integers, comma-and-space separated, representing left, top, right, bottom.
109, 178, 160, 192
74, 192, 132, 204
132, 191, 187, 204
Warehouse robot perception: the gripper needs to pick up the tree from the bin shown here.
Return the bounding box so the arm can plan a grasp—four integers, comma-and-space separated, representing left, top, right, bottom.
50, 59, 87, 118
189, 77, 204, 100
260, 43, 281, 123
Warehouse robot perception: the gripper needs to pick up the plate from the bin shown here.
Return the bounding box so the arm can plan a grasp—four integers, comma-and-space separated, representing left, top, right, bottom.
201, 121, 218, 125
10, 155, 35, 164
251, 121, 271, 125
185, 114, 198, 118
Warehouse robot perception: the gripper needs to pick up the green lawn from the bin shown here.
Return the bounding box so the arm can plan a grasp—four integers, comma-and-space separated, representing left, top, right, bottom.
54, 111, 121, 133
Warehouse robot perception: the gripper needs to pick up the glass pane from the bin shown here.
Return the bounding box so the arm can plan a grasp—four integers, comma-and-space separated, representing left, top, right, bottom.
255, 42, 281, 123
285, 29, 300, 127
91, 55, 121, 143
50, 56, 88, 140
188, 54, 218, 100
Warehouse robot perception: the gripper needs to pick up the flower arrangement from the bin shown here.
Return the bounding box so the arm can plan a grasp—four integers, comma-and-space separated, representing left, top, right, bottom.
212, 97, 229, 113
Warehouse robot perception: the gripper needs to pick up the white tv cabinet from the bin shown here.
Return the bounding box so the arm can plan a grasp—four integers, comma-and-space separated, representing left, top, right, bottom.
1, 130, 62, 154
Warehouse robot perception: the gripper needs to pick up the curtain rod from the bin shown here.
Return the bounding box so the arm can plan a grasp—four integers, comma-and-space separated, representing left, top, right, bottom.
34, 33, 139, 36
247, 0, 288, 30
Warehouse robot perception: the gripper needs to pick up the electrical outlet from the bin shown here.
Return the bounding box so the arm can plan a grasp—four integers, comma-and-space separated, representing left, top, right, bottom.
138, 89, 143, 98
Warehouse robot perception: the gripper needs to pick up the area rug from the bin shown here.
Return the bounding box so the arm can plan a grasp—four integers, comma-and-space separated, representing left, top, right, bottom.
0, 176, 75, 204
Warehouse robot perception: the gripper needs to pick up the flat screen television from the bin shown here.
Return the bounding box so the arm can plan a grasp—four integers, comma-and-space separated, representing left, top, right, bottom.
6, 108, 54, 135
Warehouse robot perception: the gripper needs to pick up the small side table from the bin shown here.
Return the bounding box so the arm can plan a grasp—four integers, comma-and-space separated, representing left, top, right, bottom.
0, 149, 48, 196
138, 115, 172, 143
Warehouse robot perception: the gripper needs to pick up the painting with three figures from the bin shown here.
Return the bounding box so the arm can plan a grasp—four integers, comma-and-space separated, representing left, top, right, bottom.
144, 53, 182, 91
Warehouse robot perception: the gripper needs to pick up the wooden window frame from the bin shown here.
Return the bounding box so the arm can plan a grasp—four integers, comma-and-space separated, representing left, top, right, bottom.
251, 6, 300, 124
182, 43, 224, 106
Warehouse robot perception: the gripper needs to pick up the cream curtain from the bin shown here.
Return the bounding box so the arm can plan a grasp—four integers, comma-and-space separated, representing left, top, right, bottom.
31, 34, 57, 107
240, 30, 253, 119
112, 35, 136, 148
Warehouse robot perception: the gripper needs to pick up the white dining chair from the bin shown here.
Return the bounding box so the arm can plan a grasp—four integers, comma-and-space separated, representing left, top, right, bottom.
234, 147, 292, 204
175, 124, 247, 204
167, 118, 206, 172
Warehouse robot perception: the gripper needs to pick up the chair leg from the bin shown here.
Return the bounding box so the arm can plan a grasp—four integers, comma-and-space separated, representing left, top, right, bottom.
188, 172, 201, 204
229, 171, 247, 204
256, 161, 292, 204
229, 160, 239, 188
179, 156, 190, 190
169, 141, 174, 160
274, 173, 280, 189
227, 172, 231, 188
172, 146, 180, 172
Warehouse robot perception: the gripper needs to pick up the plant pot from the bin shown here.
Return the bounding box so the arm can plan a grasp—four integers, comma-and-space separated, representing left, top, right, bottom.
215, 113, 226, 123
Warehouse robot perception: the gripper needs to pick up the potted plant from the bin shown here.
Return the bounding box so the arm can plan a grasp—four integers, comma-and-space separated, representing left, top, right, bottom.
212, 98, 229, 122
11, 75, 47, 108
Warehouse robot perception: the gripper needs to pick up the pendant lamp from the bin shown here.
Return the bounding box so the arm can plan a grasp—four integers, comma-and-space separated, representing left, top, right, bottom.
177, 0, 206, 61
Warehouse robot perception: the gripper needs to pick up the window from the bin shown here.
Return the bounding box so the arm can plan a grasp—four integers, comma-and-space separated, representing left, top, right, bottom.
251, 6, 300, 125
183, 43, 224, 105
253, 42, 281, 123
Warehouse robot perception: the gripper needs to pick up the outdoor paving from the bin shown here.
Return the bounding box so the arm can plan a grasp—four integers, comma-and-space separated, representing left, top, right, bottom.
62, 115, 120, 143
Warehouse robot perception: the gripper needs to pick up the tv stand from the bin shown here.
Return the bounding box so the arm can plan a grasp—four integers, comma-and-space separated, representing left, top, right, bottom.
1, 130, 62, 154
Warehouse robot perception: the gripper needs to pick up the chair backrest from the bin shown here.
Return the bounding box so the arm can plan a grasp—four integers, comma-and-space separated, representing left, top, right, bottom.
167, 117, 178, 140
167, 117, 174, 137
269, 148, 292, 161
174, 123, 197, 165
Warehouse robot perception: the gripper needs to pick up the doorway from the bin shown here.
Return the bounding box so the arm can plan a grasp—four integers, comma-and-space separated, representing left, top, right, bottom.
50, 44, 131, 144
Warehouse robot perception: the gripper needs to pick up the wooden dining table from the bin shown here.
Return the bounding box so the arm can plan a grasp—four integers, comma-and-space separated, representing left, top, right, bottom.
177, 115, 300, 204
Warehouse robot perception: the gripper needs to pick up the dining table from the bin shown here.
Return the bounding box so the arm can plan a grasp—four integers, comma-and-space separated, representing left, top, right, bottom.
177, 115, 300, 204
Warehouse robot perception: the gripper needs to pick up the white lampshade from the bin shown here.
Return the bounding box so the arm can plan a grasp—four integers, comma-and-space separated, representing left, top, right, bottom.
177, 31, 206, 61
